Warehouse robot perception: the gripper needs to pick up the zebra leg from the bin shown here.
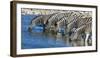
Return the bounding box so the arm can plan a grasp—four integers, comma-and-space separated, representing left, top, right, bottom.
85, 32, 90, 46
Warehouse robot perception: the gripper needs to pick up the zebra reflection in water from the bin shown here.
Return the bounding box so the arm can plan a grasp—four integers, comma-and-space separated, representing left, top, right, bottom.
28, 10, 92, 46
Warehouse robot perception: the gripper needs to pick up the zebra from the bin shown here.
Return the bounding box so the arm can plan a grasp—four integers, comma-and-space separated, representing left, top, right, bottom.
28, 13, 60, 32
28, 15, 43, 32
69, 17, 92, 46
46, 12, 70, 32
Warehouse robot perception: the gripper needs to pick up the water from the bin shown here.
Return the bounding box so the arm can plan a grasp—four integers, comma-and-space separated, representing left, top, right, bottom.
21, 15, 70, 49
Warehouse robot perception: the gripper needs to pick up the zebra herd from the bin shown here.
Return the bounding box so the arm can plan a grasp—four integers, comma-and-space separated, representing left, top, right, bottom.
28, 11, 92, 45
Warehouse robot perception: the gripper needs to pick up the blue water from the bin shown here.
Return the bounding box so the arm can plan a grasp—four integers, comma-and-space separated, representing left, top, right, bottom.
21, 15, 69, 49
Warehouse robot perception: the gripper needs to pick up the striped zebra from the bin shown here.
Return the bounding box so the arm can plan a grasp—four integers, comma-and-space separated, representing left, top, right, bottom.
46, 12, 70, 32
28, 15, 43, 32
28, 13, 59, 32
69, 17, 92, 45
66, 11, 84, 33
56, 17, 68, 35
